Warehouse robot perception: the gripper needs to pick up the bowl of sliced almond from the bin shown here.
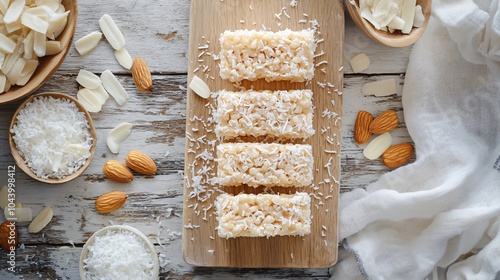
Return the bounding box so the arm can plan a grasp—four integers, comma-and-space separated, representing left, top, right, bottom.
0, 0, 78, 105
346, 0, 431, 47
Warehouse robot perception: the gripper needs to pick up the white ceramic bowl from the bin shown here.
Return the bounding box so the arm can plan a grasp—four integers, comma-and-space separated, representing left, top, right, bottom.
79, 225, 160, 280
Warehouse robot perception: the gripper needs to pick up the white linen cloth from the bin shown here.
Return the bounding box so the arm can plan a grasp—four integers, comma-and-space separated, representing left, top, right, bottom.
332, 1, 500, 279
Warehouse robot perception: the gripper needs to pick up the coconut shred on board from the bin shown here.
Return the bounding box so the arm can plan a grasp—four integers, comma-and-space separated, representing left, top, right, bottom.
83, 230, 154, 280
10, 96, 92, 178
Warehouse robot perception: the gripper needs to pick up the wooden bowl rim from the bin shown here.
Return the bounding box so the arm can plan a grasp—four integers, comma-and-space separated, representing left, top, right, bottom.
0, 0, 78, 105
8, 92, 96, 185
79, 225, 160, 280
345, 0, 432, 48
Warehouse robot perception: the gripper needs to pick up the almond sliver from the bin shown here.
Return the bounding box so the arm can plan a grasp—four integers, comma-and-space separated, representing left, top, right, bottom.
0, 33, 17, 54
74, 31, 102, 56
4, 0, 25, 24
33, 30, 46, 57
107, 122, 133, 154
99, 14, 125, 51
28, 206, 53, 233
35, 0, 60, 12
45, 40, 61, 55
76, 69, 101, 89
64, 144, 90, 158
6, 56, 26, 84
101, 69, 128, 105
23, 31, 34, 59
114, 48, 132, 69
46, 10, 68, 40
90, 85, 109, 105
0, 74, 6, 93
16, 59, 38, 86
2, 53, 20, 73
21, 12, 50, 34
77, 88, 102, 113
189, 75, 211, 99
363, 132, 392, 160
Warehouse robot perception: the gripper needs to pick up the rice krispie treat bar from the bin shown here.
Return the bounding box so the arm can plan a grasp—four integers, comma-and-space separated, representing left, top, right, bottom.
215, 89, 314, 139
217, 143, 313, 188
216, 192, 311, 238
219, 29, 316, 82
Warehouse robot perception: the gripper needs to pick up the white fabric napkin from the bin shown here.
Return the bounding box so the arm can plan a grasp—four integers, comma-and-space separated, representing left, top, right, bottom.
332, 1, 500, 279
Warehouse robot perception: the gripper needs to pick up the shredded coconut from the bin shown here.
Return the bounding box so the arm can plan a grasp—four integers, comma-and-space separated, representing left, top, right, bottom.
10, 96, 92, 178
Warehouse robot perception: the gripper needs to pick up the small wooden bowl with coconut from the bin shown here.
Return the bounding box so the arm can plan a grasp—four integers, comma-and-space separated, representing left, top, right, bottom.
9, 92, 96, 184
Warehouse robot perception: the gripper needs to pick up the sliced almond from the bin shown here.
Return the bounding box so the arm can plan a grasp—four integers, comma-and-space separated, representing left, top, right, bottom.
0, 74, 6, 93
35, 0, 60, 12
6, 57, 26, 85
6, 18, 23, 34
28, 206, 53, 233
4, 0, 25, 24
413, 5, 425, 27
349, 53, 370, 73
46, 10, 68, 40
77, 88, 102, 113
21, 12, 50, 34
401, 0, 416, 34
74, 31, 102, 56
107, 122, 133, 154
51, 152, 62, 172
90, 85, 109, 105
4, 207, 33, 222
45, 40, 61, 55
99, 14, 125, 51
0, 33, 16, 54
2, 53, 20, 74
76, 69, 101, 89
4, 80, 11, 92
189, 75, 210, 99
64, 144, 90, 158
23, 30, 35, 60
363, 132, 392, 160
0, 1, 8, 15
114, 48, 132, 69
362, 78, 397, 97
33, 30, 46, 57
101, 69, 128, 105
16, 59, 38, 86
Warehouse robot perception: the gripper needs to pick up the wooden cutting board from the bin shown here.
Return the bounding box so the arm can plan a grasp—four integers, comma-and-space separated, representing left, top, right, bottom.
183, 0, 343, 268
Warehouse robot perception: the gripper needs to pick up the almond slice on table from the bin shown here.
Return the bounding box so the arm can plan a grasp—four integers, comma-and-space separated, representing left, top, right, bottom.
4, 207, 32, 222
101, 69, 128, 105
90, 85, 109, 105
349, 53, 370, 73
45, 40, 61, 55
74, 31, 102, 56
28, 206, 53, 233
76, 69, 101, 89
99, 14, 125, 51
114, 48, 132, 69
189, 75, 210, 99
363, 132, 392, 160
107, 122, 133, 154
362, 78, 397, 97
77, 88, 102, 113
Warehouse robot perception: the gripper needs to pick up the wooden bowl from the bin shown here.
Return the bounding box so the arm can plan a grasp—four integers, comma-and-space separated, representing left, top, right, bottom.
345, 0, 431, 47
0, 0, 78, 105
8, 93, 96, 184
79, 225, 160, 280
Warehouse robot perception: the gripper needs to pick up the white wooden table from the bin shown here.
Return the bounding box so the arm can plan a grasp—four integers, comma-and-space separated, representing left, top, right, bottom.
0, 0, 413, 278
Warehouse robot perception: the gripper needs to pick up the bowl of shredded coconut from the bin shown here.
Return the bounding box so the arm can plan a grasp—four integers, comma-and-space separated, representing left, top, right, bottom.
8, 92, 96, 184
80, 225, 160, 280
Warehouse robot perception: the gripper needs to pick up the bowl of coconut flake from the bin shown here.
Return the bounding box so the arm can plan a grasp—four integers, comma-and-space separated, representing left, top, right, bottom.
80, 225, 160, 280
9, 92, 96, 184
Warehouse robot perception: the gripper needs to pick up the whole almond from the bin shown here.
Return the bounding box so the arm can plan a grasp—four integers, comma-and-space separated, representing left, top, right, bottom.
382, 143, 414, 168
0, 221, 17, 253
369, 110, 398, 134
126, 150, 157, 175
103, 160, 134, 183
132, 57, 153, 91
354, 110, 373, 144
95, 191, 128, 214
